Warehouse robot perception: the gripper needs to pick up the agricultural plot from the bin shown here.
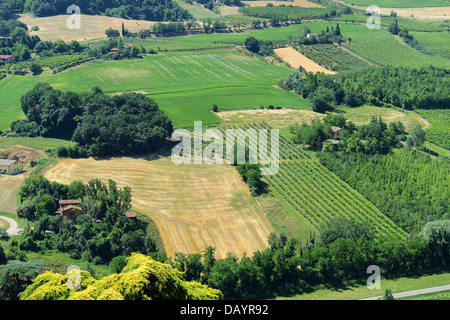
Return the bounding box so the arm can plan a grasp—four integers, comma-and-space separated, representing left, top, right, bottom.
294, 44, 372, 71
229, 122, 407, 240
414, 109, 450, 150
411, 32, 450, 59
87, 38, 232, 52
44, 157, 274, 259
43, 49, 309, 127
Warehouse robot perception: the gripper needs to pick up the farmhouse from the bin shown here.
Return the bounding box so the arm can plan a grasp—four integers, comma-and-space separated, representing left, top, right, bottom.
58, 199, 83, 221
0, 55, 14, 64
0, 159, 24, 175
331, 126, 343, 140
306, 33, 319, 38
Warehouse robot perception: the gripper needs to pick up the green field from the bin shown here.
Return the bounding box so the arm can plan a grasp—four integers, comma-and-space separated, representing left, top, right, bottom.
340, 0, 450, 7
415, 109, 450, 150
0, 49, 309, 129
0, 136, 74, 151
412, 32, 450, 59
333, 14, 450, 32
152, 22, 450, 69
234, 122, 407, 240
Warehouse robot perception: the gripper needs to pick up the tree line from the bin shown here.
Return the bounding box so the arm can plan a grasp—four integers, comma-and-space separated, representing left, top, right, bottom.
11, 83, 173, 157
280, 65, 450, 112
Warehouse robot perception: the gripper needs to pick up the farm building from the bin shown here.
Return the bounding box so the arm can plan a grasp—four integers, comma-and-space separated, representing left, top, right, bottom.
0, 55, 14, 64
123, 44, 133, 49
124, 211, 137, 219
0, 159, 24, 175
110, 47, 119, 54
331, 126, 343, 140
58, 199, 83, 221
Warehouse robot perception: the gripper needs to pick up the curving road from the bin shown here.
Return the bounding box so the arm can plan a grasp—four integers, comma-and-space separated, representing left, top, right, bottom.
0, 215, 21, 235
359, 285, 450, 300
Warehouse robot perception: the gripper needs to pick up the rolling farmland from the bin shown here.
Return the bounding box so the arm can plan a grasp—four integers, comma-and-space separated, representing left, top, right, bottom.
415, 109, 450, 150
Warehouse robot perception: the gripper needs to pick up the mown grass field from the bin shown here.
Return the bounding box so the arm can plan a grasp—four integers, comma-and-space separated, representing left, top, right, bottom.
44, 157, 274, 259
45, 49, 309, 127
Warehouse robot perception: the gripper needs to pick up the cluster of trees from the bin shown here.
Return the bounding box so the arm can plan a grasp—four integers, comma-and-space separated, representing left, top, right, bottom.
33, 39, 83, 56
244, 36, 274, 57
25, 0, 192, 21
15, 175, 160, 266
11, 84, 173, 157
319, 148, 450, 234
167, 217, 450, 299
18, 253, 223, 300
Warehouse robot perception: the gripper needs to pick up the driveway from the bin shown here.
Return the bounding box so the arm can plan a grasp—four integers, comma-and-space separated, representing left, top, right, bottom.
0, 215, 22, 235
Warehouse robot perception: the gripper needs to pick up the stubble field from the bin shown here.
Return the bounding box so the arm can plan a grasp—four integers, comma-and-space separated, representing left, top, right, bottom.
44, 157, 274, 259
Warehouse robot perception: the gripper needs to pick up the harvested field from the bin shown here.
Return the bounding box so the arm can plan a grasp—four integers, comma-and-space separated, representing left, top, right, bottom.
18, 14, 161, 42
44, 157, 274, 259
0, 174, 25, 214
274, 47, 336, 74
242, 0, 323, 7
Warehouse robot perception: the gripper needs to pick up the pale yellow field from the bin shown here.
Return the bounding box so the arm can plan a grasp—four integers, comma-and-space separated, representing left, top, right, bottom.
274, 47, 336, 74
44, 157, 274, 259
0, 174, 25, 214
18, 14, 161, 42
242, 0, 323, 7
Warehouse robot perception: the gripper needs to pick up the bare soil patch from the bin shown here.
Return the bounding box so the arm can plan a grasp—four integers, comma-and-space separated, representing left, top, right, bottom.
44, 157, 274, 259
0, 174, 25, 213
274, 47, 336, 75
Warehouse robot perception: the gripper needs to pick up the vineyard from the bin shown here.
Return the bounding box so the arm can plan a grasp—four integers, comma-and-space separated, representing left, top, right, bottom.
37, 54, 93, 73
220, 122, 407, 240
295, 44, 371, 71
415, 109, 450, 150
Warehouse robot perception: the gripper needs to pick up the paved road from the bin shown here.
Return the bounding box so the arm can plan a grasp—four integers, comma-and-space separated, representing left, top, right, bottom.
359, 285, 450, 300
0, 215, 21, 235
